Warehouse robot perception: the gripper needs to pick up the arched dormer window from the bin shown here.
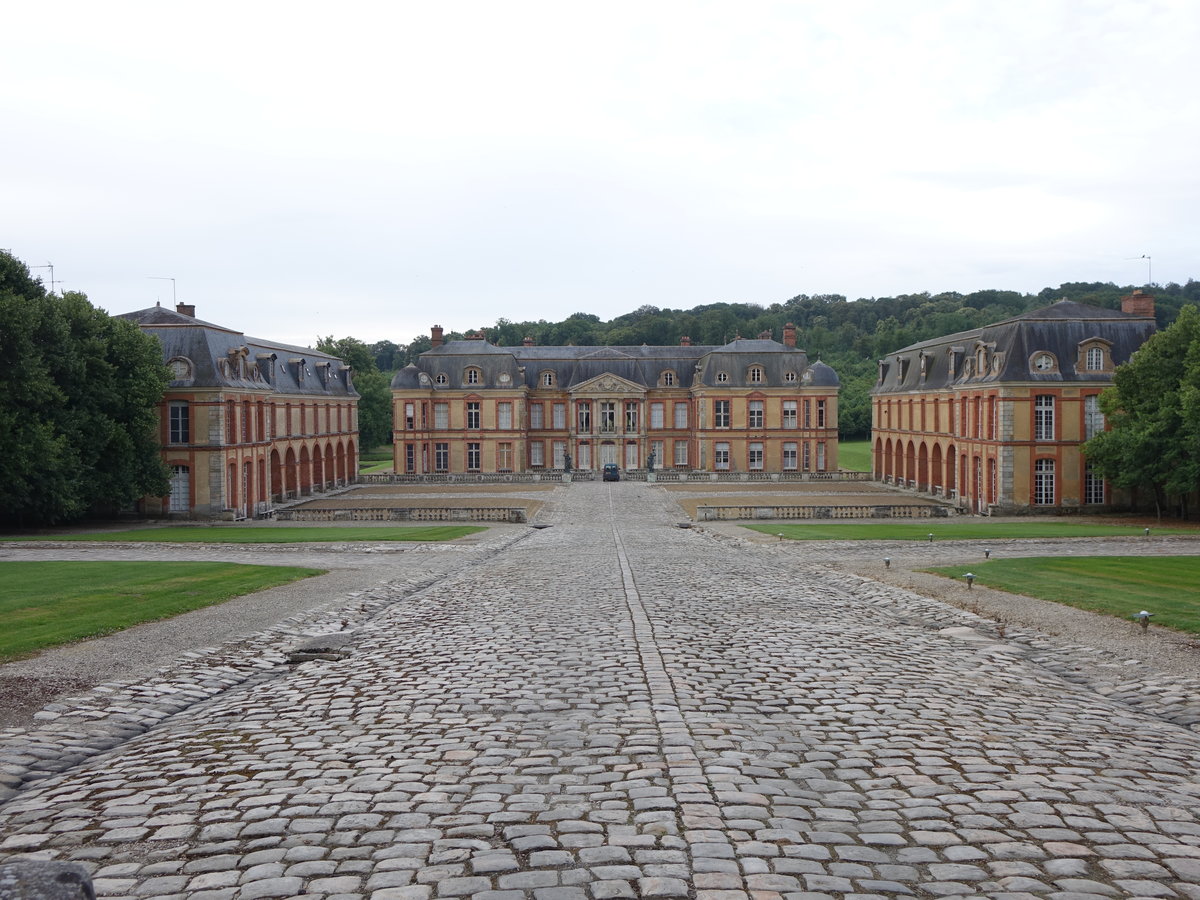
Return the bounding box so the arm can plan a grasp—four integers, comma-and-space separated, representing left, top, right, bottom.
747, 365, 764, 384
716, 371, 729, 384
167, 356, 193, 381
540, 370, 555, 388
784, 370, 797, 383
435, 373, 448, 385
660, 370, 676, 387
1077, 339, 1112, 372
464, 367, 482, 385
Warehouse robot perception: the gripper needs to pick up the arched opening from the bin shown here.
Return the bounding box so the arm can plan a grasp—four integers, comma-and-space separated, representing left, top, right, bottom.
873, 437, 883, 478
905, 441, 916, 487
325, 445, 335, 488
270, 450, 283, 502
299, 445, 312, 496
931, 443, 943, 494
312, 443, 324, 491
284, 447, 298, 499
336, 441, 346, 483
946, 445, 957, 496
917, 442, 929, 492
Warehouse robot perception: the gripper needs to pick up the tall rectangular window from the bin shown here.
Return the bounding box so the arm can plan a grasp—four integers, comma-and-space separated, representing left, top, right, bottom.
714, 400, 730, 428
783, 400, 797, 429
748, 442, 764, 470
817, 400, 826, 428
1034, 458, 1055, 505
577, 402, 591, 433
434, 403, 448, 429
530, 441, 545, 467
404, 402, 416, 430
625, 442, 638, 469
600, 402, 616, 433
804, 400, 812, 428
405, 443, 415, 473
989, 397, 997, 440
1086, 346, 1104, 370
553, 403, 566, 429
973, 397, 982, 438
530, 403, 544, 430
783, 442, 798, 470
650, 440, 664, 468
803, 443, 811, 471
1084, 395, 1105, 439
714, 442, 730, 470
467, 442, 481, 471
553, 441, 566, 468
435, 442, 449, 472
625, 401, 638, 432
674, 440, 688, 467
1085, 462, 1105, 504
1034, 395, 1054, 441
497, 402, 513, 430
816, 441, 826, 471
169, 402, 190, 443
673, 403, 688, 429
650, 403, 664, 429
466, 402, 481, 429
749, 401, 764, 428
497, 442, 513, 472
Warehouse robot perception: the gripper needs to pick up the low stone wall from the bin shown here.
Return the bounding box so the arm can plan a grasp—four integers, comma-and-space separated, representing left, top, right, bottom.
276, 506, 528, 523
696, 504, 952, 521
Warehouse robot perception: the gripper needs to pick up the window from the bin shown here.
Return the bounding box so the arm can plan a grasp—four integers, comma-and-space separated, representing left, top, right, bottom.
816, 400, 826, 428
650, 403, 664, 429
989, 397, 997, 440
404, 402, 415, 430
169, 465, 190, 512
466, 401, 481, 429
783, 400, 797, 429
169, 402, 190, 443
227, 401, 238, 443
435, 443, 449, 472
674, 403, 688, 429
541, 371, 555, 388
1034, 458, 1055, 505
749, 442, 764, 470
577, 402, 591, 433
497, 442, 513, 472
530, 403, 544, 430
674, 440, 688, 467
784, 371, 797, 383
816, 442, 826, 471
553, 403, 566, 430
625, 402, 638, 432
749, 400, 764, 428
783, 442, 798, 470
405, 443, 416, 474
716, 372, 728, 383
434, 403, 449, 429
662, 370, 675, 386
1085, 462, 1105, 504
804, 400, 812, 428
1084, 395, 1105, 438
578, 443, 591, 470
802, 443, 811, 471
973, 397, 982, 438
530, 441, 545, 467
553, 441, 566, 468
465, 367, 481, 385
467, 442, 481, 471
497, 402, 513, 430
600, 402, 616, 433
1086, 346, 1104, 371
714, 442, 730, 470
625, 442, 638, 469
650, 440, 664, 468
714, 400, 730, 428
1034, 395, 1054, 441
748, 366, 763, 384
435, 373, 447, 385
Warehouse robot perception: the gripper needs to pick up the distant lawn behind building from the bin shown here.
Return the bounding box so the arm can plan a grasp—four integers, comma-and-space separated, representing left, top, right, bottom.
0, 561, 324, 660
359, 445, 394, 474
1, 526, 486, 543
744, 522, 1197, 541
838, 439, 872, 472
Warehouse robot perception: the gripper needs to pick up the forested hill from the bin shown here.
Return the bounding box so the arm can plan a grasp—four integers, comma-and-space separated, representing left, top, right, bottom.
369, 280, 1198, 440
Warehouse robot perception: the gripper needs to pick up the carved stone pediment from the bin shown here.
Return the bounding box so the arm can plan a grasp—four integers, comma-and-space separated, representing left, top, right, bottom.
571, 372, 647, 396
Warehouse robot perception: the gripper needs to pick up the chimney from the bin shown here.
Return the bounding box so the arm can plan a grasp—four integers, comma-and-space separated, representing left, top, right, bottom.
176, 302, 196, 317
783, 322, 797, 348
1121, 289, 1155, 318
758, 329, 772, 340
430, 325, 444, 348
679, 335, 691, 346
523, 336, 534, 347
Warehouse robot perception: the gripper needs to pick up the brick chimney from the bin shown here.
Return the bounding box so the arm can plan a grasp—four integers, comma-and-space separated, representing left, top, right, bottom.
176, 302, 196, 317
679, 335, 691, 346
430, 325, 444, 348
758, 329, 772, 340
523, 336, 534, 347
1121, 289, 1155, 318
783, 322, 797, 347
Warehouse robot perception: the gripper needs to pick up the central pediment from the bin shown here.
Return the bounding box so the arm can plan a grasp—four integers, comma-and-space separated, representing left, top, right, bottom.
571, 372, 647, 395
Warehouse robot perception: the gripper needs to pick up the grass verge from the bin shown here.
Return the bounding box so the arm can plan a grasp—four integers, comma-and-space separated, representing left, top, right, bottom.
743, 521, 1196, 541
838, 439, 872, 472
925, 556, 1200, 634
1, 526, 487, 543
0, 561, 324, 660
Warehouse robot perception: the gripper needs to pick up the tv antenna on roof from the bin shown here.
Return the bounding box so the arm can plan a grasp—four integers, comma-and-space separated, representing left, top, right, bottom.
1126, 254, 1152, 285
30, 262, 61, 294
147, 276, 176, 304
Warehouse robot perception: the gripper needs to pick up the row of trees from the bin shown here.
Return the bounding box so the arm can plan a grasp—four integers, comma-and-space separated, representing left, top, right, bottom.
0, 252, 171, 525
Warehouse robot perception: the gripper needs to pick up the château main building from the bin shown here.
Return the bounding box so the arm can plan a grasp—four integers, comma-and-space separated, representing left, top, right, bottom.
391, 325, 840, 476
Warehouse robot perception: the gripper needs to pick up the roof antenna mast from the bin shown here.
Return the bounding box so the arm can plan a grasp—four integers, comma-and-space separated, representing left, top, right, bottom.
1126, 254, 1152, 286
148, 276, 177, 305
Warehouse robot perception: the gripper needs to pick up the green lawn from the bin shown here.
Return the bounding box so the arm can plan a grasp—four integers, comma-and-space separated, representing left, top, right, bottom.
744, 521, 1196, 541
0, 561, 324, 660
838, 439, 872, 472
926, 556, 1200, 634
1, 526, 487, 543
358, 446, 394, 474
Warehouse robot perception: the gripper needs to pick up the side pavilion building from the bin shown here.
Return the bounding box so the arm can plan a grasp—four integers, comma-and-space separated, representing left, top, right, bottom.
871, 292, 1156, 514
391, 324, 840, 476
119, 303, 360, 518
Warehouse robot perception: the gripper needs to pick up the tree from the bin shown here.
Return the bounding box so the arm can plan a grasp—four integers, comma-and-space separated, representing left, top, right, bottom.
316, 335, 392, 449
1083, 305, 1200, 517
0, 251, 170, 525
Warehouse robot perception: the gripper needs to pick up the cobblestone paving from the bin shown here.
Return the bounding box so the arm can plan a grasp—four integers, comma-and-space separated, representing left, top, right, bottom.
3, 483, 1200, 899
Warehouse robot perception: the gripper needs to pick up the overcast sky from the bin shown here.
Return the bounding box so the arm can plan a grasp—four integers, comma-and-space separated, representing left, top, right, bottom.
5, 1, 1197, 348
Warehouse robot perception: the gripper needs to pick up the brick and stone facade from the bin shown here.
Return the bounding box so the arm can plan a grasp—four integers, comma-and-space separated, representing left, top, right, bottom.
871, 293, 1156, 514
119, 304, 360, 518
391, 325, 840, 476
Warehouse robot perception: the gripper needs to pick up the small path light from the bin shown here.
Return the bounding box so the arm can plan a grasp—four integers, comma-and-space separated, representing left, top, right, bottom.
964, 572, 976, 589
928, 533, 935, 543
1133, 610, 1154, 631
984, 548, 992, 559
777, 532, 784, 542
884, 557, 891, 569
1144, 527, 1151, 536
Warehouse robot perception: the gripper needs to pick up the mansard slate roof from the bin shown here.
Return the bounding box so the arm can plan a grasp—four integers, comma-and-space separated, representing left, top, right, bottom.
873, 299, 1156, 395
393, 336, 837, 390
118, 305, 358, 397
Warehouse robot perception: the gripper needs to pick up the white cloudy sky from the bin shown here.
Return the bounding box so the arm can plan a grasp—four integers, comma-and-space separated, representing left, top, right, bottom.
4, 1, 1197, 348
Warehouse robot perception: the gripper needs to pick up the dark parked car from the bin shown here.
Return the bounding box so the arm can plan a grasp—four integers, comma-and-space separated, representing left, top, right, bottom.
602, 463, 620, 482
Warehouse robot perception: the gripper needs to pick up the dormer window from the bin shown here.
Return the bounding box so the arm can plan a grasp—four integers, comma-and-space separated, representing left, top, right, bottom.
435, 373, 448, 385
167, 356, 193, 381
919, 354, 928, 379
661, 370, 676, 387
465, 367, 482, 385
975, 347, 987, 374
540, 370, 555, 388
898, 357, 910, 382
748, 365, 764, 384
784, 371, 797, 383
1031, 352, 1057, 374
716, 372, 729, 383
1078, 340, 1112, 372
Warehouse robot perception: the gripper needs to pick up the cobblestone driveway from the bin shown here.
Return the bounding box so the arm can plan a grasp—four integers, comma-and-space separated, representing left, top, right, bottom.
3, 483, 1200, 899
